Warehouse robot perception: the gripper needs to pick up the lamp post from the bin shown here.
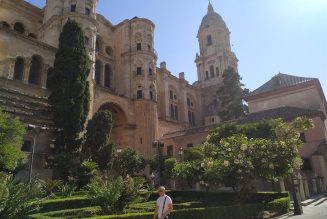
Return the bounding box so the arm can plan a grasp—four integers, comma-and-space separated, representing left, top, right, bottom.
291, 174, 303, 215
152, 141, 164, 186
28, 124, 48, 184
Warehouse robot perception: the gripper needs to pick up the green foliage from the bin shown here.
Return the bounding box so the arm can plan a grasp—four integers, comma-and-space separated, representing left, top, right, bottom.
264, 197, 290, 215
0, 176, 42, 218
113, 148, 146, 177
163, 158, 177, 179
58, 182, 77, 197
83, 110, 114, 171
0, 109, 26, 173
37, 196, 93, 213
216, 67, 248, 121
48, 19, 90, 152
87, 176, 145, 214
176, 118, 313, 196
39, 179, 63, 196
77, 161, 100, 189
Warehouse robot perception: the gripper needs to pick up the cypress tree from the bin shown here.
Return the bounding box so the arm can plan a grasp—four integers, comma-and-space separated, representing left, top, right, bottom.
216, 67, 248, 121
49, 19, 90, 152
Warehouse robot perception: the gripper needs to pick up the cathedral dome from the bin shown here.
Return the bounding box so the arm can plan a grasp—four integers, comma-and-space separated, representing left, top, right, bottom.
198, 3, 227, 34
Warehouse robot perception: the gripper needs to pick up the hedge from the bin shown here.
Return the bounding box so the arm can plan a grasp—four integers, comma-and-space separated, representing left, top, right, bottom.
87, 204, 261, 219
37, 196, 93, 213
265, 197, 290, 216
250, 192, 289, 203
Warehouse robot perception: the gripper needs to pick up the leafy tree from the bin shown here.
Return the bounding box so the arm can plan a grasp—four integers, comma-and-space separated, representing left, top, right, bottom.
113, 148, 146, 177
174, 118, 313, 197
163, 158, 177, 180
48, 19, 90, 152
83, 110, 114, 171
0, 109, 26, 173
216, 67, 248, 121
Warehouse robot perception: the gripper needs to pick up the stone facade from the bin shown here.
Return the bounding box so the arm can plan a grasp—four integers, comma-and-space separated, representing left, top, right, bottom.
245, 74, 327, 186
0, 0, 238, 172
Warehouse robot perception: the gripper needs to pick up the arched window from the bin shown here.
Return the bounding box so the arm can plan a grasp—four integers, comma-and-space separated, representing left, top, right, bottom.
1, 21, 10, 29
13, 57, 24, 80
104, 64, 111, 88
14, 22, 25, 33
85, 7, 91, 16
95, 60, 102, 85
28, 55, 43, 86
105, 46, 113, 56
207, 35, 212, 46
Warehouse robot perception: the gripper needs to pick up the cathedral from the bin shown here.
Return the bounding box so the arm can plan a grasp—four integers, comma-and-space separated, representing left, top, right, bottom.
0, 0, 238, 176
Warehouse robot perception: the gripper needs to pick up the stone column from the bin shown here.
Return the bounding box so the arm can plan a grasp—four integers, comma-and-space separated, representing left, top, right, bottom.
41, 64, 50, 89
7, 58, 16, 79
279, 179, 286, 192
312, 177, 318, 194
303, 177, 310, 199
23, 57, 32, 84
298, 174, 306, 201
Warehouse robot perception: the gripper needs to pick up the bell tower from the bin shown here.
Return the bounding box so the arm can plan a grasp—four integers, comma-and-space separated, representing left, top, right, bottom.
195, 2, 238, 88
195, 3, 238, 125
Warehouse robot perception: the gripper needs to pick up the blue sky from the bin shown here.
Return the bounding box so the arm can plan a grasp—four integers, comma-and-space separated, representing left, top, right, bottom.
27, 0, 327, 94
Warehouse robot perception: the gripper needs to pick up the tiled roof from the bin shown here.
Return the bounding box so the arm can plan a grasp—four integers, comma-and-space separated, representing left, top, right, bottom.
237, 106, 324, 124
248, 73, 316, 96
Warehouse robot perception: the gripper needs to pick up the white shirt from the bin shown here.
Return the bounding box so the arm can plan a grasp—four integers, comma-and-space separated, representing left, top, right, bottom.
157, 195, 172, 218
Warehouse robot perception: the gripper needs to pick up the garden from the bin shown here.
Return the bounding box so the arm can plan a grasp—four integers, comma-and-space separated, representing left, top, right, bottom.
0, 19, 314, 219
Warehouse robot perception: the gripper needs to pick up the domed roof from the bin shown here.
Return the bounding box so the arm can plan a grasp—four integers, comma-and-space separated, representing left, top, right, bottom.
198, 3, 227, 34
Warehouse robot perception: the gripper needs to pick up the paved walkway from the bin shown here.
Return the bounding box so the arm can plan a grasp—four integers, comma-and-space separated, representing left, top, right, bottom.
279, 194, 327, 219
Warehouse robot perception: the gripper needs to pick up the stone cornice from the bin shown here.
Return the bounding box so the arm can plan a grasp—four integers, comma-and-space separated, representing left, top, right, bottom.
1, 0, 43, 22
0, 26, 57, 53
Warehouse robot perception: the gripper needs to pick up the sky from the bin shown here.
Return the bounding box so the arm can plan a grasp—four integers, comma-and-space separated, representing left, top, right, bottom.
26, 0, 327, 94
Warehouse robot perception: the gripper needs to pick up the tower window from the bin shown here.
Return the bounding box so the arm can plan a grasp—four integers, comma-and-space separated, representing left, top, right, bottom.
210, 65, 215, 78
71, 4, 76, 12
149, 68, 153, 76
170, 90, 173, 100
216, 67, 219, 76
205, 71, 209, 80
14, 22, 25, 34
137, 90, 143, 99
149, 91, 153, 100
137, 43, 142, 51
85, 7, 91, 15
137, 67, 142, 75
207, 35, 212, 46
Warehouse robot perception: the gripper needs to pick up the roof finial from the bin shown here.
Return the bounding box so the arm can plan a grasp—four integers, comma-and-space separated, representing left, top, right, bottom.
208, 0, 214, 13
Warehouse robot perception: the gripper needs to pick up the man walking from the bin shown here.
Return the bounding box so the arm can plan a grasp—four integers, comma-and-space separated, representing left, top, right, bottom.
153, 186, 173, 219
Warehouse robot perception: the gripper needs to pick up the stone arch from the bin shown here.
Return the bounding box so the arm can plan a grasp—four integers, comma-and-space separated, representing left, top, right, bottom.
1, 21, 10, 29
104, 64, 112, 88
14, 22, 25, 34
28, 55, 43, 86
13, 57, 24, 81
97, 102, 132, 148
95, 60, 102, 85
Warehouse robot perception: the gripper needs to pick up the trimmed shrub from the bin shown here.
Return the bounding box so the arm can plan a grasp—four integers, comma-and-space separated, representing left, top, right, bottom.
265, 197, 290, 215
249, 192, 289, 203
38, 196, 93, 213
86, 204, 261, 219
